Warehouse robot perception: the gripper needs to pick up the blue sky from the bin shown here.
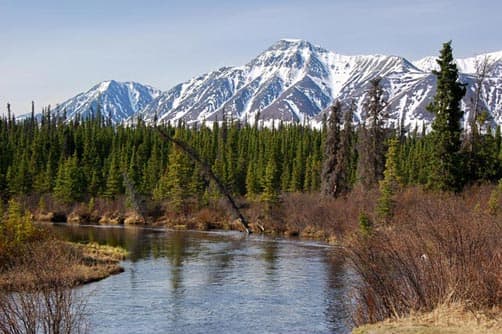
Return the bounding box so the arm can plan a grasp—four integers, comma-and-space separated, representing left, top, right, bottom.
1, 0, 501, 114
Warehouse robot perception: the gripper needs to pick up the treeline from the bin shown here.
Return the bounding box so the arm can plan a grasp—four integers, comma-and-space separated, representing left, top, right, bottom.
1, 106, 500, 205
1, 43, 501, 211
0, 111, 325, 209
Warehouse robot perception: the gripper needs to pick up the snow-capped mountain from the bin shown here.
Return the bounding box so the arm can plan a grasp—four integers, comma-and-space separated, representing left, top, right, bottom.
413, 51, 502, 75
49, 40, 502, 130
54, 80, 161, 124
138, 39, 427, 127
136, 39, 502, 130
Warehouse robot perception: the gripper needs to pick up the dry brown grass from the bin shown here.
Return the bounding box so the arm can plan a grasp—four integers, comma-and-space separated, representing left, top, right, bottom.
0, 240, 127, 290
0, 240, 93, 333
353, 303, 501, 334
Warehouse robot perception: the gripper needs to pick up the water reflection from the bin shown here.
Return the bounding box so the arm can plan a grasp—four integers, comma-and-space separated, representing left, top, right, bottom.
261, 238, 279, 272
324, 252, 353, 333
53, 225, 353, 334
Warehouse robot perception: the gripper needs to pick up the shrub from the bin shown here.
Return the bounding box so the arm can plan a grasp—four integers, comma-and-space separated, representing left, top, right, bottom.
347, 187, 501, 325
0, 242, 89, 333
358, 212, 372, 236
0, 199, 39, 259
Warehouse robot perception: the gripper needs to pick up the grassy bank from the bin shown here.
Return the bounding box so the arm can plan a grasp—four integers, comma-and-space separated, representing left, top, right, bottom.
64, 242, 128, 285
0, 240, 128, 291
27, 189, 369, 241
353, 304, 501, 334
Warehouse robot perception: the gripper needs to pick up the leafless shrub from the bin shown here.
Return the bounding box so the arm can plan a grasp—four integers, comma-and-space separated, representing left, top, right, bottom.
276, 188, 377, 238
0, 242, 89, 334
346, 187, 501, 325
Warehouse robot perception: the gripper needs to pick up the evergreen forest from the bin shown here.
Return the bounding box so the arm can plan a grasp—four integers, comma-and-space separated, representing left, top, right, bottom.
1, 43, 501, 211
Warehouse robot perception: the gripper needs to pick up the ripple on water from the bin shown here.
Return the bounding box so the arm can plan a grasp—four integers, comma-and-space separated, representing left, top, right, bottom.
56, 226, 353, 334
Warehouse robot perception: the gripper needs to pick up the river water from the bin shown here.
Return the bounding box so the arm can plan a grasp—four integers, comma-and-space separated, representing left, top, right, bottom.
54, 225, 354, 334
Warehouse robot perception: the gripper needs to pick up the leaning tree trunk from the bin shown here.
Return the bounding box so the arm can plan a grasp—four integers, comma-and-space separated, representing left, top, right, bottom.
155, 126, 251, 233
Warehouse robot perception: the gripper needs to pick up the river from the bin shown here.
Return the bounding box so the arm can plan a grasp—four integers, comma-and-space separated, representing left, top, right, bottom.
54, 225, 354, 334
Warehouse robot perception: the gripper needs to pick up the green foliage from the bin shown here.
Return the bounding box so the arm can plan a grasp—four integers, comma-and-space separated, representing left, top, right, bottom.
357, 78, 388, 190
335, 106, 356, 196
358, 212, 373, 236
0, 199, 35, 250
261, 155, 280, 204
289, 141, 305, 192
153, 131, 193, 211
104, 153, 123, 199
0, 63, 500, 214
427, 41, 467, 192
245, 161, 260, 199
53, 154, 85, 203
321, 101, 342, 196
465, 132, 500, 182
88, 197, 96, 213
376, 138, 401, 223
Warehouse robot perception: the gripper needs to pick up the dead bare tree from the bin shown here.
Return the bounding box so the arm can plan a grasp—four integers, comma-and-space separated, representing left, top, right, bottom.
469, 55, 494, 135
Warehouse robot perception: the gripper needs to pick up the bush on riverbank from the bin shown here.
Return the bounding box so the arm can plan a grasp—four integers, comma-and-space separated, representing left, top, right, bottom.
1, 198, 125, 271
0, 241, 90, 333
243, 189, 376, 239
0, 199, 127, 333
346, 186, 502, 325
0, 199, 47, 265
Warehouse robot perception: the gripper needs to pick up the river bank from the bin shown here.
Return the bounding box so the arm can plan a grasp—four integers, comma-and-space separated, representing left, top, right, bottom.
353, 304, 501, 334
30, 190, 366, 243
12, 185, 502, 332
0, 241, 127, 291
67, 242, 128, 284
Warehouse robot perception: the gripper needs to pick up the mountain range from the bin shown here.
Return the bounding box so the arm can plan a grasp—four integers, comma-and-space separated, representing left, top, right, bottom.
43, 39, 502, 130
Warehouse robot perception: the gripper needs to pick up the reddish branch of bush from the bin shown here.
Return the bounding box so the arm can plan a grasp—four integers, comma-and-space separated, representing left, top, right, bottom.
345, 186, 502, 325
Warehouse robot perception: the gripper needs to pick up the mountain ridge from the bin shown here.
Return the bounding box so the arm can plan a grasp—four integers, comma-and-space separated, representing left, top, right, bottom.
26, 39, 502, 129
51, 80, 161, 124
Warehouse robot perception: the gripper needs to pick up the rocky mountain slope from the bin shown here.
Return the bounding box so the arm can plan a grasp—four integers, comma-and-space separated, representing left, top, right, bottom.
52, 80, 161, 124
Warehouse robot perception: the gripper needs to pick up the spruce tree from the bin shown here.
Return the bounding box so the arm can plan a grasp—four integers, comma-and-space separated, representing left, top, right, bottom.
245, 161, 260, 199
321, 101, 342, 196
376, 138, 401, 223
141, 144, 162, 194
427, 41, 466, 191
356, 77, 388, 190
54, 154, 84, 203
280, 161, 291, 193
289, 144, 305, 192
262, 155, 280, 204
309, 149, 322, 192
104, 153, 123, 199
334, 107, 355, 196
153, 130, 192, 212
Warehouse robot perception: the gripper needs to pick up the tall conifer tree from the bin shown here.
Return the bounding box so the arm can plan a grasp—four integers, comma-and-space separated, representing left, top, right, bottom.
427, 41, 466, 191
321, 101, 342, 196
357, 77, 388, 190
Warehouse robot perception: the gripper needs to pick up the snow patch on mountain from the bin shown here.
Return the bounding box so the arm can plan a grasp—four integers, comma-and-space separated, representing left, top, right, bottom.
49, 40, 502, 131
138, 39, 433, 129
413, 51, 502, 74
54, 80, 161, 124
